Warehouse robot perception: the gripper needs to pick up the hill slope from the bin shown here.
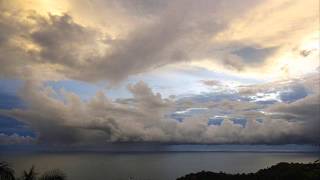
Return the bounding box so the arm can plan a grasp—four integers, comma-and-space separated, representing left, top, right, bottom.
177, 161, 320, 180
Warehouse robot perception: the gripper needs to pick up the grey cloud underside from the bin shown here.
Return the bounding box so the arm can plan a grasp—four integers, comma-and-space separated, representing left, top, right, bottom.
0, 133, 34, 145
0, 0, 269, 83
266, 93, 320, 143
1, 75, 319, 145
232, 46, 278, 65
201, 80, 221, 87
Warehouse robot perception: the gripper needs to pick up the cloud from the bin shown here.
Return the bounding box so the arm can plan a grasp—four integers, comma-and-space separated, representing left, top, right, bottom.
266, 93, 320, 143
231, 46, 278, 65
2, 0, 317, 83
30, 14, 101, 68
201, 80, 221, 87
1, 77, 318, 145
0, 1, 193, 83
0, 0, 319, 145
0, 80, 176, 145
0, 133, 34, 145
213, 0, 318, 47
238, 74, 318, 97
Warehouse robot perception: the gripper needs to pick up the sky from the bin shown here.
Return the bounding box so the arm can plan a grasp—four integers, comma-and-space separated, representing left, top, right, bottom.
0, 0, 319, 146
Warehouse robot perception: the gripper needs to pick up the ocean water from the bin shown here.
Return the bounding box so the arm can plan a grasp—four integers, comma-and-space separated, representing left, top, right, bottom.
1, 145, 319, 180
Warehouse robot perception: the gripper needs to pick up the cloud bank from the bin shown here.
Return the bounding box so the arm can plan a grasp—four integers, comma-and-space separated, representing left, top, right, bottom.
1, 75, 319, 145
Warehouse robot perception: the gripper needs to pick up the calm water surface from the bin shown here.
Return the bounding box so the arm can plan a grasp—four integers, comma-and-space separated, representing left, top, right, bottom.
1, 145, 319, 180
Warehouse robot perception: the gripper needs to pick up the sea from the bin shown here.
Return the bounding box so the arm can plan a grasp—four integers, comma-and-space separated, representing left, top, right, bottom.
1, 144, 319, 180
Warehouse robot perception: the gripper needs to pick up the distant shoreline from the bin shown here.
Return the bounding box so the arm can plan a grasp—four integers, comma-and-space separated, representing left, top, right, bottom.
1, 144, 319, 154
1, 150, 320, 155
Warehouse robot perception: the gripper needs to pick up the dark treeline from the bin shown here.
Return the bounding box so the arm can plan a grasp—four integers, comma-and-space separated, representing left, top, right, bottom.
177, 161, 320, 180
0, 162, 66, 180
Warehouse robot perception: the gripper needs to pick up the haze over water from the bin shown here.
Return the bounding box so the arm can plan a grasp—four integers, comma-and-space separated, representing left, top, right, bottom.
1, 145, 319, 180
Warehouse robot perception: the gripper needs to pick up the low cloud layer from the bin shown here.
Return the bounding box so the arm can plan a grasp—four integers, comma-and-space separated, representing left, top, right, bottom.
1, 74, 319, 145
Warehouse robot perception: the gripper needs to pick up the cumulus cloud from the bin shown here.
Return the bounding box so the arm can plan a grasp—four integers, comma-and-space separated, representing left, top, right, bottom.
1, 77, 318, 145
266, 93, 320, 143
1, 80, 176, 144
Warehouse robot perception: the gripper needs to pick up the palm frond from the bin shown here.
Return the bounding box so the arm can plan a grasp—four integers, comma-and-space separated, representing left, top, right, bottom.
0, 161, 15, 180
21, 166, 37, 180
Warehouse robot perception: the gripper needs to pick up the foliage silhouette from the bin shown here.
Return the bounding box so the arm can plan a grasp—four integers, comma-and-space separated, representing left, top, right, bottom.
0, 162, 66, 180
177, 161, 320, 180
22, 166, 37, 180
0, 161, 15, 180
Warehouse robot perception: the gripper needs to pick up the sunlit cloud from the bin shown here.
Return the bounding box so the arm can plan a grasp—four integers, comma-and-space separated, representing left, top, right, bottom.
0, 0, 319, 145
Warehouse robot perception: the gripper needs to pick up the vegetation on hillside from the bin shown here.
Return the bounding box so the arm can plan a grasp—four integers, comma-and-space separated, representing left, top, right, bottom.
177, 161, 320, 180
